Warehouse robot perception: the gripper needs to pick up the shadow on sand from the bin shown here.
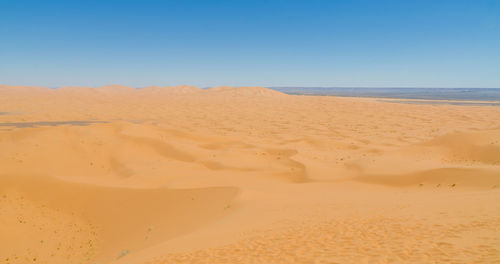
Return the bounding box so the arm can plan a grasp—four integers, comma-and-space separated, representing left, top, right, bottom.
0, 120, 108, 128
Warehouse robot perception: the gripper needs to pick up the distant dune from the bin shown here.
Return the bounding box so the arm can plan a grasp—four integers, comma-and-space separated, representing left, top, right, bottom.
95, 84, 137, 94
0, 84, 288, 97
138, 85, 202, 95
205, 86, 287, 97
1, 85, 499, 263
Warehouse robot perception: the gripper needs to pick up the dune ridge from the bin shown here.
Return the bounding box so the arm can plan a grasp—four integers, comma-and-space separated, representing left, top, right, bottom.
138, 85, 202, 95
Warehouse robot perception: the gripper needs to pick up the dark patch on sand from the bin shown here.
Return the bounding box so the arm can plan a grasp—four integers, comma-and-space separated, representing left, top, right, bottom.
0, 120, 108, 128
378, 100, 500, 106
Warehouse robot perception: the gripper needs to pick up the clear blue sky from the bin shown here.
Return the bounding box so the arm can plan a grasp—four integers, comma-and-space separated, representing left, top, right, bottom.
1, 0, 499, 88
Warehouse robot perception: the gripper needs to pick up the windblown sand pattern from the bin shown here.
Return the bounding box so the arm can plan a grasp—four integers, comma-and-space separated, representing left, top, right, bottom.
0, 85, 499, 264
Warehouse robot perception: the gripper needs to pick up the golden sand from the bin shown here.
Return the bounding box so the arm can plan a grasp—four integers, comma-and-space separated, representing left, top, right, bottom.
1, 85, 499, 264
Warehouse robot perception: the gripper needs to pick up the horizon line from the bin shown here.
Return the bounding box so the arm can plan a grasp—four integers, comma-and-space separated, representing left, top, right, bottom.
2, 84, 500, 90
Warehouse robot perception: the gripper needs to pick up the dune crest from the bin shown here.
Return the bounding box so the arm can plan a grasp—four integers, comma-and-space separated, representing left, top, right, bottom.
205, 86, 287, 97
96, 84, 136, 94
139, 85, 202, 95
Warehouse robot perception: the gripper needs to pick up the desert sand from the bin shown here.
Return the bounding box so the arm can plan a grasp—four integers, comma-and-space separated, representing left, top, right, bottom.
1, 85, 499, 264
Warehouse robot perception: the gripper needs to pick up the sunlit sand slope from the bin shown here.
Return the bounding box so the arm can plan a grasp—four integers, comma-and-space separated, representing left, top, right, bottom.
0, 174, 237, 263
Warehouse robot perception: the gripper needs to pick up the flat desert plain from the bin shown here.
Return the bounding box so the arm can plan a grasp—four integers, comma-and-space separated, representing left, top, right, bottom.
1, 85, 499, 264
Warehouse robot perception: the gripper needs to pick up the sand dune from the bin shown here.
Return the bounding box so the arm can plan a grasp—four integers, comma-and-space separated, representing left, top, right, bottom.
1, 85, 499, 263
204, 86, 287, 98
0, 174, 237, 263
423, 130, 500, 165
96, 84, 137, 94
352, 129, 500, 188
138, 86, 201, 95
